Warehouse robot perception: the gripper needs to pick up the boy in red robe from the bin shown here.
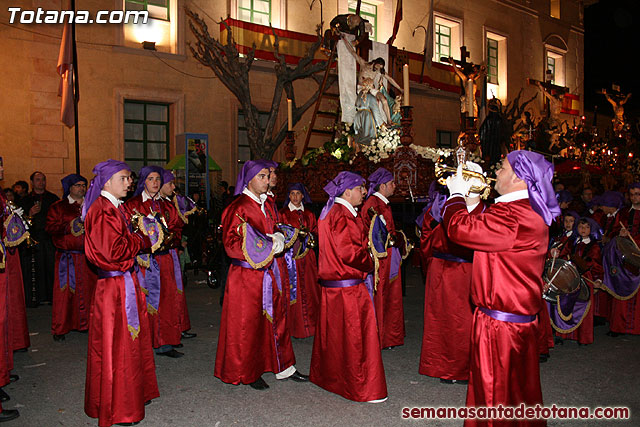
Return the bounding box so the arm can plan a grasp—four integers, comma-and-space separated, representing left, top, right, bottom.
550, 217, 603, 345
607, 183, 640, 336
126, 166, 188, 358
45, 174, 97, 341
215, 160, 307, 390
310, 171, 387, 403
279, 183, 320, 339
83, 160, 159, 427
443, 151, 560, 426
361, 167, 405, 349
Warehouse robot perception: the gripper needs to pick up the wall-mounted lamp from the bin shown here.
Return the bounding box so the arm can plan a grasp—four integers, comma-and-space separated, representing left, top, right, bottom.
142, 41, 156, 50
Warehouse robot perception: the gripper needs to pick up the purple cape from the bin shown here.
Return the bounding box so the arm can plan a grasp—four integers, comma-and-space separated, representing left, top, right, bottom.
319, 171, 365, 220
134, 165, 165, 197
507, 150, 561, 226
366, 167, 394, 198
283, 182, 312, 208
234, 160, 273, 196
61, 173, 87, 198
82, 159, 131, 220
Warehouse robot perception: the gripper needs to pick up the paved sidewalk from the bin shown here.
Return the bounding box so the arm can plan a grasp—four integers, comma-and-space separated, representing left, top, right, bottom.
4, 266, 639, 426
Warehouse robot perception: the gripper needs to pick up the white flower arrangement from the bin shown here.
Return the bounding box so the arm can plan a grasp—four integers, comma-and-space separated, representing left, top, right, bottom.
361, 125, 402, 163
409, 144, 454, 162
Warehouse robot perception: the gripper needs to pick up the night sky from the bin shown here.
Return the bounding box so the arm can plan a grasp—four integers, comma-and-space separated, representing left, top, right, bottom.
584, 0, 640, 118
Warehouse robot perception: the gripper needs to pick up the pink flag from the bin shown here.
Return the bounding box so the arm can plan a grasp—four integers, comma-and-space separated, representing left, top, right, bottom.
57, 21, 75, 128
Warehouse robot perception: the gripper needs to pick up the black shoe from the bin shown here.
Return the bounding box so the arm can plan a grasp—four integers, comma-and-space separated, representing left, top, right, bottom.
440, 379, 455, 384
554, 336, 564, 345
539, 353, 550, 363
53, 334, 66, 342
594, 316, 606, 326
0, 409, 19, 422
382, 346, 396, 351
9, 375, 19, 383
286, 371, 309, 382
606, 331, 621, 337
0, 388, 9, 402
145, 400, 152, 406
249, 377, 269, 390
181, 331, 197, 339
13, 348, 27, 353
455, 380, 469, 385
157, 349, 184, 358
173, 343, 184, 348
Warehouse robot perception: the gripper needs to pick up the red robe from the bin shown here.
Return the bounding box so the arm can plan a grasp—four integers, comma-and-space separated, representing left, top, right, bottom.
45, 198, 97, 336
609, 208, 640, 334
126, 195, 187, 348
6, 248, 29, 351
0, 194, 14, 401
279, 204, 320, 339
591, 209, 617, 319
309, 202, 386, 402
443, 196, 547, 426
555, 238, 603, 344
419, 202, 484, 381
84, 196, 159, 427
214, 194, 295, 384
361, 194, 405, 348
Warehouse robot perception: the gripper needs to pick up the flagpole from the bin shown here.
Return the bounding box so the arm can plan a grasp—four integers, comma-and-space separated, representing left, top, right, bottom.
71, 0, 80, 174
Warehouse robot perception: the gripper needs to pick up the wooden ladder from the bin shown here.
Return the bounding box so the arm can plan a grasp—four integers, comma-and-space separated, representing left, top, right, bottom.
301, 45, 341, 156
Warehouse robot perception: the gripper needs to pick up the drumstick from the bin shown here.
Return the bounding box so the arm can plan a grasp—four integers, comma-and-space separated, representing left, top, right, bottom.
548, 260, 565, 285
620, 223, 640, 250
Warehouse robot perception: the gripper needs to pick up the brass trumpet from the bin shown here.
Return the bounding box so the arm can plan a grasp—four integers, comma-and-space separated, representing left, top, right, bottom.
434, 163, 495, 199
298, 226, 317, 249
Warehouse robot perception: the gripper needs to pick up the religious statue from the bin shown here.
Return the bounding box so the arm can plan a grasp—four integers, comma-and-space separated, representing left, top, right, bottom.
478, 98, 508, 166
603, 89, 631, 134
534, 81, 569, 152
341, 35, 404, 145
323, 13, 371, 52
447, 57, 486, 118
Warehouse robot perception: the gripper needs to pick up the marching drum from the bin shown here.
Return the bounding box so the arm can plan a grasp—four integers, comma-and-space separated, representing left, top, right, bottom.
543, 258, 589, 303
614, 236, 640, 274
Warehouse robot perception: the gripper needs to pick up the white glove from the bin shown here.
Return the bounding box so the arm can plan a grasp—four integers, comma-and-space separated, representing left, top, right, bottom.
268, 232, 285, 254
446, 164, 473, 197
465, 161, 486, 195
13, 207, 24, 216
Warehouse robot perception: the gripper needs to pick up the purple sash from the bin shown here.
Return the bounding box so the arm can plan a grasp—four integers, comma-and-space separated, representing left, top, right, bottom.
58, 250, 82, 293
389, 247, 402, 281
478, 307, 536, 323
433, 251, 472, 263
170, 249, 184, 293
284, 248, 297, 304
231, 258, 281, 322
97, 268, 141, 340
321, 276, 374, 301
140, 256, 161, 314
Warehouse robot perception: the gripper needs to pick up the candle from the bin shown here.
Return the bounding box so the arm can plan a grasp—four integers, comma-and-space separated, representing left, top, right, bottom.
403, 64, 410, 106
287, 99, 293, 131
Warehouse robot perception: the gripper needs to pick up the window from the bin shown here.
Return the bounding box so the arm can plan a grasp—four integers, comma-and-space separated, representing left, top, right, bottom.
348, 1, 377, 41
434, 15, 462, 64
125, 0, 169, 21
436, 130, 454, 148
487, 38, 498, 84
546, 56, 556, 84
124, 100, 170, 172
237, 110, 270, 167
485, 31, 507, 101
436, 23, 451, 61
550, 0, 560, 19
238, 0, 271, 26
